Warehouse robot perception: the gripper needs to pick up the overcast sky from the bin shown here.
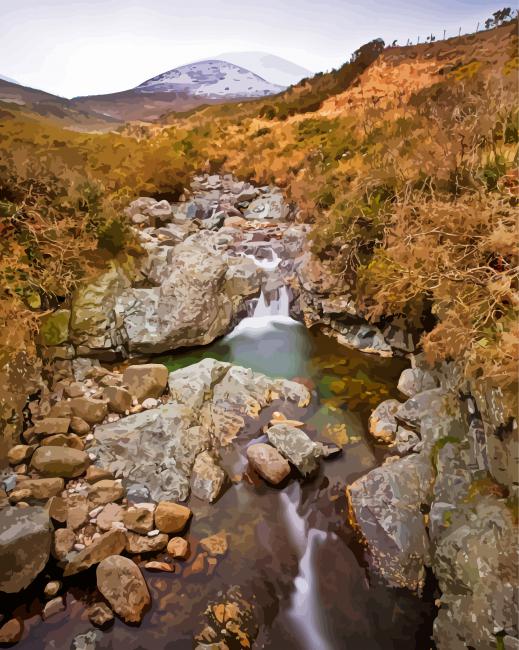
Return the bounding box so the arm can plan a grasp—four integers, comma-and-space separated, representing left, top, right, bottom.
0, 0, 508, 98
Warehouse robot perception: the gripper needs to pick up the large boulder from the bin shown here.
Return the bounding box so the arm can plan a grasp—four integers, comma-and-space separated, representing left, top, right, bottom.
190, 451, 227, 502
96, 555, 150, 623
246, 443, 291, 484
31, 446, 89, 478
368, 399, 401, 443
0, 506, 52, 592
347, 453, 435, 592
122, 364, 169, 402
397, 367, 438, 398
267, 424, 322, 475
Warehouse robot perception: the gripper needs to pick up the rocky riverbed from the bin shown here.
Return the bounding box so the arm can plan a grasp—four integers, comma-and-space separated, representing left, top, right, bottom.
0, 174, 517, 650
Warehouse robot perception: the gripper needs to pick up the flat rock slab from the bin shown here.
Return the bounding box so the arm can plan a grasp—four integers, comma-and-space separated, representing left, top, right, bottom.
246, 443, 290, 484
266, 424, 322, 475
97, 555, 150, 623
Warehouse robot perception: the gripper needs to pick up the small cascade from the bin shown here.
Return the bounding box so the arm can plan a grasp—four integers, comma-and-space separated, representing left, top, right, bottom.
280, 485, 333, 650
253, 285, 290, 318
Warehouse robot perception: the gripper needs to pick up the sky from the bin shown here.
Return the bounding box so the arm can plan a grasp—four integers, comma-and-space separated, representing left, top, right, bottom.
0, 0, 510, 98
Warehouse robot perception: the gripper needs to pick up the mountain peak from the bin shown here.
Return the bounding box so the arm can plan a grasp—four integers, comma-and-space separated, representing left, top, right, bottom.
136, 60, 285, 98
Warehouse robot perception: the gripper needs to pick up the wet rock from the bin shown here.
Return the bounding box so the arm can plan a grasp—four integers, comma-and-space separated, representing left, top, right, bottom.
0, 506, 51, 592
125, 531, 168, 554
87, 480, 124, 506
168, 358, 230, 410
69, 397, 108, 425
31, 446, 89, 478
0, 618, 23, 645
102, 386, 132, 414
154, 501, 192, 533
123, 506, 154, 534
86, 602, 114, 628
167, 536, 189, 559
190, 451, 226, 503
42, 596, 65, 620
52, 527, 76, 560
200, 531, 228, 557
397, 367, 438, 398
96, 555, 151, 623
246, 443, 290, 484
266, 424, 322, 475
144, 560, 174, 572
347, 453, 434, 591
71, 629, 101, 650
43, 580, 61, 598
41, 432, 85, 450
368, 399, 401, 443
34, 417, 71, 436
122, 364, 169, 402
7, 444, 36, 465
63, 529, 126, 576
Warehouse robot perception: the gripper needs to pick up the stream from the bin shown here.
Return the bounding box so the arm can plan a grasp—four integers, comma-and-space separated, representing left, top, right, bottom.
13, 231, 436, 649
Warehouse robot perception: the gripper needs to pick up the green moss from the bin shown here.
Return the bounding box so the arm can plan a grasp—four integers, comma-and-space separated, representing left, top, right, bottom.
431, 436, 461, 474
39, 309, 70, 346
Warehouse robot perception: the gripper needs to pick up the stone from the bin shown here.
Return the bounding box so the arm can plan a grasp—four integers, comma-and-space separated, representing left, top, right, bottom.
122, 364, 169, 402
8, 488, 31, 504
42, 596, 65, 620
49, 401, 73, 418
45, 495, 68, 522
398, 367, 438, 398
246, 443, 291, 484
368, 399, 401, 444
86, 602, 114, 628
34, 417, 71, 436
189, 552, 207, 575
39, 309, 70, 346
44, 580, 61, 598
85, 466, 114, 484
266, 424, 322, 475
52, 527, 76, 560
190, 451, 226, 503
102, 386, 132, 414
63, 529, 126, 576
167, 358, 230, 410
200, 531, 228, 557
96, 555, 151, 623
71, 630, 101, 650
97, 503, 124, 532
88, 480, 124, 506
41, 433, 84, 450
347, 453, 434, 591
0, 506, 51, 592
69, 397, 108, 425
125, 531, 169, 554
123, 507, 154, 534
31, 446, 89, 478
167, 536, 189, 559
8, 444, 36, 465
70, 416, 91, 435
66, 496, 89, 530
154, 501, 192, 533
64, 382, 87, 399
144, 561, 174, 572
0, 618, 23, 645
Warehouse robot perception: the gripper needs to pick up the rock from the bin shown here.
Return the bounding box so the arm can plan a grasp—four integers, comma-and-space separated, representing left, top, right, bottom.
45, 495, 68, 522
141, 397, 159, 409
224, 216, 247, 228
200, 531, 228, 557
41, 433, 84, 450
190, 451, 226, 503
125, 531, 168, 554
86, 602, 114, 628
63, 529, 126, 576
167, 358, 230, 410
8, 444, 36, 465
27, 478, 66, 501
92, 402, 207, 502
0, 506, 51, 592
39, 309, 70, 346
395, 388, 447, 432
398, 367, 438, 398
42, 596, 65, 620
31, 446, 89, 478
71, 630, 101, 650
34, 417, 71, 436
43, 580, 61, 598
123, 507, 154, 534
368, 399, 402, 443
70, 416, 91, 435
246, 443, 291, 484
144, 561, 174, 572
122, 364, 169, 402
97, 503, 124, 532
52, 527, 76, 560
69, 397, 108, 425
224, 257, 262, 297
88, 480, 124, 506
49, 401, 73, 418
96, 555, 151, 623
0, 618, 23, 645
347, 453, 434, 591
167, 536, 189, 559
154, 501, 192, 533
189, 552, 207, 575
102, 386, 132, 414
390, 427, 421, 456
266, 424, 322, 475
66, 496, 89, 530
85, 466, 114, 484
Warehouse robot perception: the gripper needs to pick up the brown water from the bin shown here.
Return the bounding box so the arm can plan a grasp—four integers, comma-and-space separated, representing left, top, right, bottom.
7, 318, 436, 649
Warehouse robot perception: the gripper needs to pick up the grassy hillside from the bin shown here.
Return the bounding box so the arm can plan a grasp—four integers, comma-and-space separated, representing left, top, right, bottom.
0, 21, 517, 410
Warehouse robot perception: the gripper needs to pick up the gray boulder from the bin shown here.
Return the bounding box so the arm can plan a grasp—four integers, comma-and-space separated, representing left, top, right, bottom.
397, 367, 438, 398
267, 424, 322, 475
0, 506, 52, 592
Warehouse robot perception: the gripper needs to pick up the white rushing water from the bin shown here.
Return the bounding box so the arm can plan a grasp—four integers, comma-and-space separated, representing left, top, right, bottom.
280, 485, 334, 650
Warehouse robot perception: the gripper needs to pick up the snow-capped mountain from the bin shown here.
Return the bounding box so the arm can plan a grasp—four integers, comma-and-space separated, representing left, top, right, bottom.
136, 60, 285, 98
215, 52, 313, 87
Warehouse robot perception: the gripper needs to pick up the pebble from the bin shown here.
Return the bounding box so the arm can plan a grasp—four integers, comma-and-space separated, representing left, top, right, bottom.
89, 506, 103, 518
44, 580, 61, 598
144, 561, 174, 572
147, 529, 160, 537
88, 453, 97, 461
141, 398, 159, 409
0, 618, 23, 645
85, 434, 94, 442
42, 596, 65, 620
74, 543, 86, 551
